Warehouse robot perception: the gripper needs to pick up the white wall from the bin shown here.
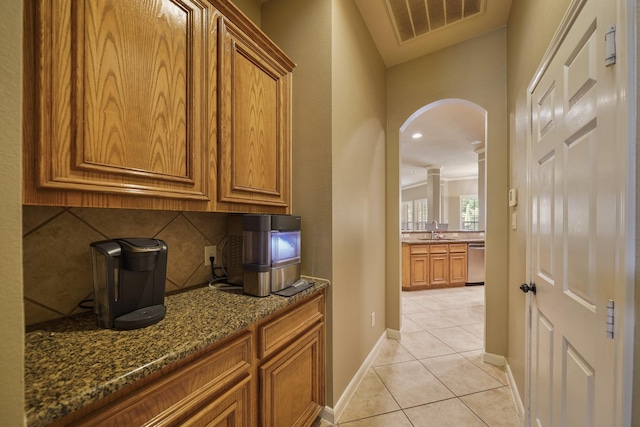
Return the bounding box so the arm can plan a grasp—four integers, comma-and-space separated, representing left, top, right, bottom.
0, 0, 26, 424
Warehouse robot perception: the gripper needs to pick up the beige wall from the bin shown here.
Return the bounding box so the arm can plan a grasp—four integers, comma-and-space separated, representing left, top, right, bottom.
262, 0, 386, 408
261, 0, 335, 403
505, 0, 572, 398
386, 28, 509, 354
0, 0, 25, 424
230, 0, 262, 27
330, 0, 387, 403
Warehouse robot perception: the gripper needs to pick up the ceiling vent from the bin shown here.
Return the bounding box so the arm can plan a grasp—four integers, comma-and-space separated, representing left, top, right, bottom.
386, 0, 486, 43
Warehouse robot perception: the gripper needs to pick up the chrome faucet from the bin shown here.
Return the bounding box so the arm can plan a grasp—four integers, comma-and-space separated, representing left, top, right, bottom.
430, 220, 439, 239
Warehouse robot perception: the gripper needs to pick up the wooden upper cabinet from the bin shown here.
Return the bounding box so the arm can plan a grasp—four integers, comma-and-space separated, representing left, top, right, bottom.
217, 16, 294, 212
24, 0, 216, 209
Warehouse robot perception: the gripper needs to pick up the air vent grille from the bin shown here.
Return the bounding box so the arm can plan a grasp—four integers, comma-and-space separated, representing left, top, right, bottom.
386, 0, 486, 43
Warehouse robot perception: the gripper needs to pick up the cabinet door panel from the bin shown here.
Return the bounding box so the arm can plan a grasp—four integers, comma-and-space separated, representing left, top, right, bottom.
166, 376, 252, 427
410, 255, 429, 287
218, 17, 292, 209
430, 254, 449, 286
260, 324, 324, 427
449, 253, 467, 284
27, 0, 212, 205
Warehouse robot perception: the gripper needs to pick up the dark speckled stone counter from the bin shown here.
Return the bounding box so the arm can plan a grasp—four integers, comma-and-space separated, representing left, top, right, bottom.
401, 238, 485, 244
24, 278, 329, 427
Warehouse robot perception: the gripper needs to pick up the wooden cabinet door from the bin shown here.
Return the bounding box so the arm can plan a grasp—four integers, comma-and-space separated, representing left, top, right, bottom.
172, 376, 252, 427
259, 323, 324, 427
449, 253, 467, 284
218, 17, 294, 212
410, 255, 429, 287
402, 243, 411, 290
430, 254, 449, 286
25, 0, 214, 209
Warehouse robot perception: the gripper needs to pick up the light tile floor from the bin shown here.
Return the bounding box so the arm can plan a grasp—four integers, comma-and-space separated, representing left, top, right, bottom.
330, 286, 521, 426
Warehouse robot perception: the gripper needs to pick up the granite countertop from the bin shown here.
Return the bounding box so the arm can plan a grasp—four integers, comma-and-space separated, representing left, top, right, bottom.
401, 238, 485, 244
24, 278, 329, 427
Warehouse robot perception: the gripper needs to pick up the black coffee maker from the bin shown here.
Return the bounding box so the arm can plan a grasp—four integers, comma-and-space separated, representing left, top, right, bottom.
90, 238, 168, 329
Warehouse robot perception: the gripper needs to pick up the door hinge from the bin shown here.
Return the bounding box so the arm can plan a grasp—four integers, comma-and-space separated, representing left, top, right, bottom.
605, 26, 616, 66
607, 299, 614, 339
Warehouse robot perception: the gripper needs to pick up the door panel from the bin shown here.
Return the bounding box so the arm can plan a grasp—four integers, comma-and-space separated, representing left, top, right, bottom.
563, 341, 594, 427
528, 0, 619, 425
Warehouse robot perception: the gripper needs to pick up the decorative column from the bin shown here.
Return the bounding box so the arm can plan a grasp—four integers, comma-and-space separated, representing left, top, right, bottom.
476, 149, 486, 230
427, 168, 441, 223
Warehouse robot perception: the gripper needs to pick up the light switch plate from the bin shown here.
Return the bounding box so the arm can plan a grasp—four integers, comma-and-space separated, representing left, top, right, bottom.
509, 189, 518, 207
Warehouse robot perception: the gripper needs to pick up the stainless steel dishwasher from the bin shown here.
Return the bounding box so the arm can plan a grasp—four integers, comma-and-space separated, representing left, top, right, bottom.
466, 243, 485, 285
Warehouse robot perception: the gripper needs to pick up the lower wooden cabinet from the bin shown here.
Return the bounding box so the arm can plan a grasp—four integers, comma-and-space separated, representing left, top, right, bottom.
429, 244, 449, 287
54, 292, 325, 427
65, 332, 254, 427
258, 294, 325, 426
449, 244, 468, 285
259, 324, 324, 427
402, 242, 471, 290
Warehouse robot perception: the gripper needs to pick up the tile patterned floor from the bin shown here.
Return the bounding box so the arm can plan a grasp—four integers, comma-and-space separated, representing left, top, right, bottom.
330, 286, 521, 426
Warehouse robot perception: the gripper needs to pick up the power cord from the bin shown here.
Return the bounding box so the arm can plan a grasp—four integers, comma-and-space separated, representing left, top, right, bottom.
207, 254, 241, 291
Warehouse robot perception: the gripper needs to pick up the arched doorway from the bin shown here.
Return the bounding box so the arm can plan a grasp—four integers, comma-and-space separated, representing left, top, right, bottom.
399, 98, 487, 231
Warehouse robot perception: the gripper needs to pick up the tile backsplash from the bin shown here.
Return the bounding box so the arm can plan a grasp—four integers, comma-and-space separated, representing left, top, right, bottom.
23, 206, 229, 326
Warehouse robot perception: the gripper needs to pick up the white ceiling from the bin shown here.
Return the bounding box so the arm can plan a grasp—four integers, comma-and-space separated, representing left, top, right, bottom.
352, 0, 512, 188
400, 100, 485, 188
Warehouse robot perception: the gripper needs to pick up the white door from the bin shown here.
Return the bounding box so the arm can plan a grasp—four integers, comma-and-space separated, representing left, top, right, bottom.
527, 0, 631, 425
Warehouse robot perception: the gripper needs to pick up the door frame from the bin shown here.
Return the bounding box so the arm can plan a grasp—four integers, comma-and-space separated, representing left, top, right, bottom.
523, 0, 636, 425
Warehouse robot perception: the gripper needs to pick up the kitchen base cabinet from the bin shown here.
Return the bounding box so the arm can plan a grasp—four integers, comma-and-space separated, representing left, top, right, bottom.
259, 324, 324, 427
402, 243, 411, 289
59, 332, 254, 427
429, 244, 449, 287
48, 292, 325, 427
403, 244, 430, 291
258, 294, 325, 427
449, 244, 468, 285
402, 242, 471, 290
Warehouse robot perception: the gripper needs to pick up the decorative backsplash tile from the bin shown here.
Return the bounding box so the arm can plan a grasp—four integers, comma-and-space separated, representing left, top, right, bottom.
22, 206, 229, 326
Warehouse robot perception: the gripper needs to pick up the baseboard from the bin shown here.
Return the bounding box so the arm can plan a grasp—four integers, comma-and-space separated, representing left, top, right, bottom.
483, 352, 525, 425
320, 330, 389, 424
483, 351, 506, 367
386, 327, 401, 340
505, 362, 526, 425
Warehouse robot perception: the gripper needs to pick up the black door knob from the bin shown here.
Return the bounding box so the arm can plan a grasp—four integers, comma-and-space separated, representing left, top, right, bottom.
520, 282, 536, 294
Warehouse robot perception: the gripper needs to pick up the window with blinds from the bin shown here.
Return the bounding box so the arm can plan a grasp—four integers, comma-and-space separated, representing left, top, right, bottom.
460, 196, 479, 230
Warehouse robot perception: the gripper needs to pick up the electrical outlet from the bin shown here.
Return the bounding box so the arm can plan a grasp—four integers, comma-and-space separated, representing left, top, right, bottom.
371, 312, 376, 328
204, 245, 217, 266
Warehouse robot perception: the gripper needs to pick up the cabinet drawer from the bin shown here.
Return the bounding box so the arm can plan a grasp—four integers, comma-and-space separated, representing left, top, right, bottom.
429, 244, 449, 254
410, 244, 429, 255
449, 243, 468, 253
72, 332, 252, 426
259, 294, 324, 359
